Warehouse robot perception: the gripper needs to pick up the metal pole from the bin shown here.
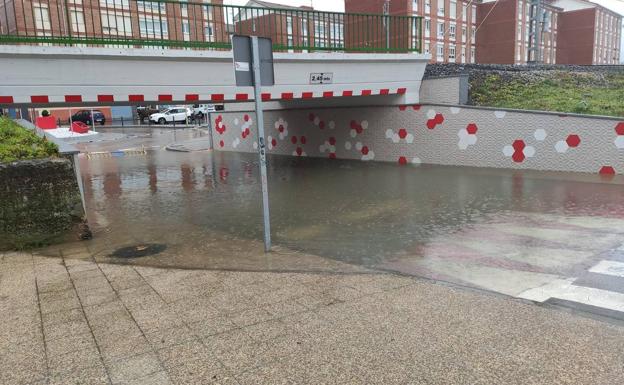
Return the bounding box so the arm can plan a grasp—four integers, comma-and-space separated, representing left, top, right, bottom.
251, 36, 272, 252
207, 111, 214, 150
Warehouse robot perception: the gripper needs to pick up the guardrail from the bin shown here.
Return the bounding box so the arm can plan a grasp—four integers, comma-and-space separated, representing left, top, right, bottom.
0, 0, 422, 53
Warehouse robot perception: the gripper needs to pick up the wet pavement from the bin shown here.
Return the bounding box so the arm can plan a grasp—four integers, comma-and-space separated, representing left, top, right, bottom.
4, 252, 624, 385
39, 128, 624, 320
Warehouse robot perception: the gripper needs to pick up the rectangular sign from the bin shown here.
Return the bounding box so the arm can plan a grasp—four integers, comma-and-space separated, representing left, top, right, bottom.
234, 61, 250, 72
232, 35, 275, 87
309, 73, 333, 84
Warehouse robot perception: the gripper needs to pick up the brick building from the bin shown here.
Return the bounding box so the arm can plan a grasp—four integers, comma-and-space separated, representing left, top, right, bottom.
476, 0, 621, 65
345, 0, 479, 63
234, 0, 338, 52
552, 0, 622, 64
476, 0, 560, 64
0, 0, 229, 47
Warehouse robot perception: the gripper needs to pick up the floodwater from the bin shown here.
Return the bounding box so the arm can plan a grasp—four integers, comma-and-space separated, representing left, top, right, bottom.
43, 129, 624, 297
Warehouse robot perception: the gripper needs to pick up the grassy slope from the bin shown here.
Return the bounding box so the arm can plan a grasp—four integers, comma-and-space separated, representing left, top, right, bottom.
0, 116, 58, 163
470, 71, 624, 118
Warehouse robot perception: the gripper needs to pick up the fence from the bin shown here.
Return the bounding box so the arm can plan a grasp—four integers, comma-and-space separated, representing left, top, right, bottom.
0, 0, 422, 53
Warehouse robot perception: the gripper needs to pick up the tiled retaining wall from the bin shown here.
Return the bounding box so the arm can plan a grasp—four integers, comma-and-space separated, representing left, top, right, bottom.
419, 76, 468, 105
211, 105, 624, 175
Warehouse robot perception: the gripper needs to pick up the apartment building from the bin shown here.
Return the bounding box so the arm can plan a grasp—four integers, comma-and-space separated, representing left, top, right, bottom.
476, 0, 560, 64
0, 0, 228, 46
345, 0, 479, 63
235, 0, 344, 51
552, 0, 622, 64
476, 0, 621, 65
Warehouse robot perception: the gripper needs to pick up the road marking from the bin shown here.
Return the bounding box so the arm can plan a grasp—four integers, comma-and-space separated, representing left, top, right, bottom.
519, 278, 624, 313
589, 260, 624, 278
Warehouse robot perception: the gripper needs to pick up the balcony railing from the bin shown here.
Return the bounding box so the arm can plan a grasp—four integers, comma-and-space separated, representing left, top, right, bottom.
0, 0, 422, 53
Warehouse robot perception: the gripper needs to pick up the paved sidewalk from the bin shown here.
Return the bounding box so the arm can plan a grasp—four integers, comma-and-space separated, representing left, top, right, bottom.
2, 252, 624, 385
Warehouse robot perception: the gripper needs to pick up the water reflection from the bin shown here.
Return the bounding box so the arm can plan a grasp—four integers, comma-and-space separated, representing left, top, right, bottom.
66, 149, 624, 280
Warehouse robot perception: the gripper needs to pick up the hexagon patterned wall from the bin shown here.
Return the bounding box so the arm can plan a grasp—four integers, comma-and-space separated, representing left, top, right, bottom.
211, 105, 624, 176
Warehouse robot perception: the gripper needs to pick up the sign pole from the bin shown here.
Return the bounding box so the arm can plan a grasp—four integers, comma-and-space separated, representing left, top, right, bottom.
251, 36, 272, 252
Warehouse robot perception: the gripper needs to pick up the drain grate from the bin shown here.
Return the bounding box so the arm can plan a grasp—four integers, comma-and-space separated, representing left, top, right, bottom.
111, 244, 166, 258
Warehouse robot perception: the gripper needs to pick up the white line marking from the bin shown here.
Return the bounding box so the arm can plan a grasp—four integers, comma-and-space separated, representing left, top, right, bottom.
589, 260, 624, 278
519, 278, 624, 312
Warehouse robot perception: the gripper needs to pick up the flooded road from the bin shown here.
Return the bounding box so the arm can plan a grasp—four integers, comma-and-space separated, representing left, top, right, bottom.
42, 129, 624, 314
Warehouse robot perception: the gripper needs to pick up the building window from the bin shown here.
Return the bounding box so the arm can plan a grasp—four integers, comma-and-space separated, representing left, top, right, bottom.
425, 18, 431, 37
101, 11, 132, 36
330, 22, 344, 48
437, 44, 444, 60
70, 9, 85, 33
425, 0, 431, 14
33, 3, 51, 31
138, 1, 166, 13
438, 2, 445, 17
462, 4, 467, 22
449, 24, 456, 40
544, 10, 551, 32
471, 5, 476, 24
461, 45, 466, 63
438, 22, 445, 36
470, 46, 475, 63
413, 0, 419, 12
314, 20, 326, 48
201, 6, 213, 21
100, 0, 130, 9
204, 25, 214, 41
139, 16, 168, 37
286, 16, 294, 47
450, 1, 457, 19
301, 18, 309, 45
462, 26, 466, 42
425, 42, 430, 54
449, 46, 456, 62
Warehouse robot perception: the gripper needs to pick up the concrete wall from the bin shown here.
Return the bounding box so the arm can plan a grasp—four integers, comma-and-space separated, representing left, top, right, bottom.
0, 46, 428, 107
419, 76, 468, 105
211, 104, 624, 175
0, 158, 89, 250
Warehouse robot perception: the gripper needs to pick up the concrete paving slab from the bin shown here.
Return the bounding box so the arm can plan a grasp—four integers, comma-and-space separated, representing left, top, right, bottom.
3, 254, 624, 384
105, 352, 164, 384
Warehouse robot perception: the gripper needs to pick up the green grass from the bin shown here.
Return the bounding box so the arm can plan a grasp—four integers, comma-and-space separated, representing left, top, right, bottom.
0, 117, 58, 163
470, 72, 624, 117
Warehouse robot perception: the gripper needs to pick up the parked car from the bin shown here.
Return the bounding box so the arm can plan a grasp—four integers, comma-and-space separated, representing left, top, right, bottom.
149, 107, 192, 124
191, 104, 216, 120
71, 110, 106, 125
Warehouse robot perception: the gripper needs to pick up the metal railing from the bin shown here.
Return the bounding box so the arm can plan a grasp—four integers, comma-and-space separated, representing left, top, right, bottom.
0, 0, 422, 53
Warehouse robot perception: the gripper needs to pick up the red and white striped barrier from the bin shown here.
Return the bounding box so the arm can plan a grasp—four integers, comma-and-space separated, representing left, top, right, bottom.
0, 87, 407, 106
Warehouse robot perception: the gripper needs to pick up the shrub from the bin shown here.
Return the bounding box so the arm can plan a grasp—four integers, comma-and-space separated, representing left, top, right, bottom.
0, 117, 58, 163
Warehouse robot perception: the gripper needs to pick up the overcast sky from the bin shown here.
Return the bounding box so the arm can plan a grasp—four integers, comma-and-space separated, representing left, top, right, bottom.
225, 0, 624, 62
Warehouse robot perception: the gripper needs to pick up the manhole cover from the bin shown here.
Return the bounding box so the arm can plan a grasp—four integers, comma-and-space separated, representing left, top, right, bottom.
111, 244, 166, 258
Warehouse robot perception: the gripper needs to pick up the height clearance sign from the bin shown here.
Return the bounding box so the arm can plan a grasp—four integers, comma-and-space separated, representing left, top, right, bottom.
232, 35, 275, 253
